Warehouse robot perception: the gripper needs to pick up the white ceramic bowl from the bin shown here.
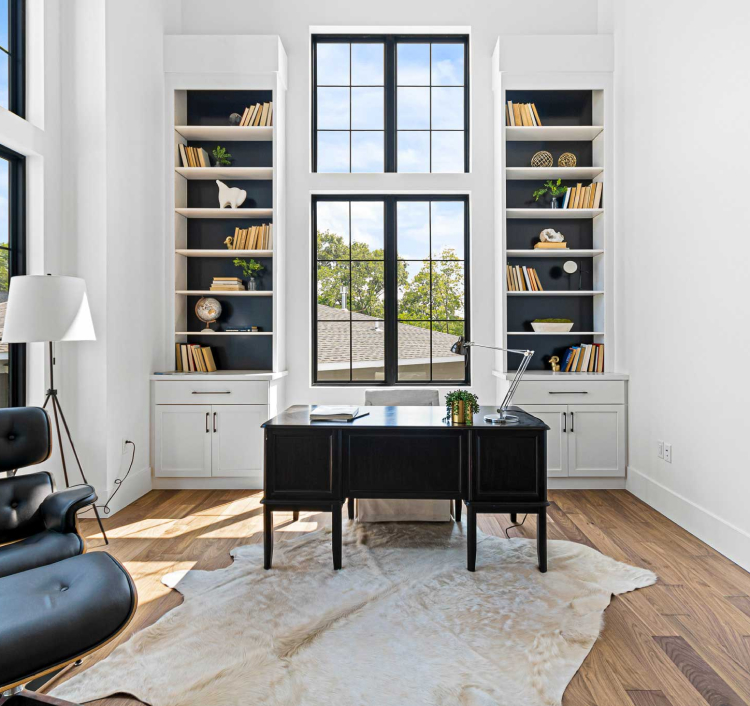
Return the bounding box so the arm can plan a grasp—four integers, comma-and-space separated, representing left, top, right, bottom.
531, 322, 574, 333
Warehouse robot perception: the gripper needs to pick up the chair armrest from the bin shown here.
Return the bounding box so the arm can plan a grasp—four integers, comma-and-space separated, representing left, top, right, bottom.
40, 484, 98, 534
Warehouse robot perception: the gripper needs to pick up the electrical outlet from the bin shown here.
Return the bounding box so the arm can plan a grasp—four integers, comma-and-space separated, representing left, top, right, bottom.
657, 440, 664, 459
664, 443, 672, 463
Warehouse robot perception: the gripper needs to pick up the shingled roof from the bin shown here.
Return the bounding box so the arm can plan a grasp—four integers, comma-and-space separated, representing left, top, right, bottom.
317, 304, 462, 368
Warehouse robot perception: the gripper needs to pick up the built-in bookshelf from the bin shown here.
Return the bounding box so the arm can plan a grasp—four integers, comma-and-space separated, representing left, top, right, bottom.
493, 58, 614, 374
167, 64, 286, 374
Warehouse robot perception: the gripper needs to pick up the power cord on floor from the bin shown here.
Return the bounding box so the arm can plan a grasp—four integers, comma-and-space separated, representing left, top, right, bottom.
96, 440, 136, 516
504, 514, 528, 539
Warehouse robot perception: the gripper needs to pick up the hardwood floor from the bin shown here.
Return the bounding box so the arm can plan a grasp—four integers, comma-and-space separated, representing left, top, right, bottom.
46, 489, 750, 706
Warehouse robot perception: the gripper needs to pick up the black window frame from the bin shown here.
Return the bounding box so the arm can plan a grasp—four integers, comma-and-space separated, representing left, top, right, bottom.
1, 0, 26, 118
311, 34, 470, 174
0, 142, 26, 406
312, 193, 470, 387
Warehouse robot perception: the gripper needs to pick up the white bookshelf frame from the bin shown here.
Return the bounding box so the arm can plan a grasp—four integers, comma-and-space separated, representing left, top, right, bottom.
164, 38, 287, 375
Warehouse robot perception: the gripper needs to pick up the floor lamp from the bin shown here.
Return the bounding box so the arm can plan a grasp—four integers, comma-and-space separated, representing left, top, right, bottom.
2, 274, 108, 543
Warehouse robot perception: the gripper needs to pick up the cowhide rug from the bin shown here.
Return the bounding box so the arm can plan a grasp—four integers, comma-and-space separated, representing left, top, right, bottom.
52, 520, 656, 706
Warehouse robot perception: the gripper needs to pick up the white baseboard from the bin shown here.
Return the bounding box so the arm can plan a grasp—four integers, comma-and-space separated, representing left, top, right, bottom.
78, 466, 152, 518
153, 475, 262, 490
627, 465, 750, 572
548, 477, 626, 490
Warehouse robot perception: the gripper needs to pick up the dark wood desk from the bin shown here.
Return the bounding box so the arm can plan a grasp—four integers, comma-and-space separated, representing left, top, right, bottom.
261, 405, 549, 572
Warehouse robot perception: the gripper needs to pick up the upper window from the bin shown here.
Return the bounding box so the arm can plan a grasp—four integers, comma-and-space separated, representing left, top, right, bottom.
313, 195, 469, 385
0, 0, 25, 117
312, 35, 468, 173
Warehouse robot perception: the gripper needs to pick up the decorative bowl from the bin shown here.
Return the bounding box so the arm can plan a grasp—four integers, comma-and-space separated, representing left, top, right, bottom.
531, 321, 574, 333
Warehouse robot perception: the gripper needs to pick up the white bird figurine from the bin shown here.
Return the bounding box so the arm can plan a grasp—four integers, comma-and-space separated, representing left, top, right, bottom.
216, 180, 247, 209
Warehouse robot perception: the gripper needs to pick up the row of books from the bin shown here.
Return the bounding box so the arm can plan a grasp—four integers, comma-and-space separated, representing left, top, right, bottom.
507, 265, 544, 292
230, 224, 273, 250
239, 102, 273, 127
178, 145, 211, 168
562, 182, 603, 210
210, 277, 244, 292
506, 102, 543, 127
175, 344, 217, 373
561, 343, 604, 373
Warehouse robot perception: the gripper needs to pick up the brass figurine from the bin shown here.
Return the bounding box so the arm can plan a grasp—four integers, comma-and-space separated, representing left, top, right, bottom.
549, 355, 561, 372
224, 236, 234, 249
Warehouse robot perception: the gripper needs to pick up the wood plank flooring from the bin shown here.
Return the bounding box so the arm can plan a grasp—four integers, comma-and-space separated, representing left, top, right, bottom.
44, 489, 750, 706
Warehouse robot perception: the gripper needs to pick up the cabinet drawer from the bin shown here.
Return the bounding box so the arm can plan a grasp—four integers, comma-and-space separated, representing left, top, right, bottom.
513, 381, 625, 405
154, 380, 268, 406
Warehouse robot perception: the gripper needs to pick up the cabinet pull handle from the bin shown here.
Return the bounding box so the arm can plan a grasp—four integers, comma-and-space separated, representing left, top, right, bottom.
562, 411, 567, 433
548, 391, 588, 395
192, 391, 231, 395
213, 412, 217, 433
570, 411, 575, 432
205, 412, 209, 433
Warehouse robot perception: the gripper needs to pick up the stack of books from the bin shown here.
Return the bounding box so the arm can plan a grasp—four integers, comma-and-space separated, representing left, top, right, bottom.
506, 101, 542, 127
178, 145, 211, 168
175, 344, 217, 373
562, 182, 603, 210
210, 277, 244, 292
507, 265, 544, 292
230, 224, 273, 250
534, 242, 568, 250
224, 326, 260, 332
239, 102, 273, 127
561, 343, 604, 373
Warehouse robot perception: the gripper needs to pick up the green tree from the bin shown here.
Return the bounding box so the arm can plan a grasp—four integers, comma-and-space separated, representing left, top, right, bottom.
0, 248, 8, 292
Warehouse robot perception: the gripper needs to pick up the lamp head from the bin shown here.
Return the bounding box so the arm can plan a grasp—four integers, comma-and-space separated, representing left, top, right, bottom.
451, 337, 470, 355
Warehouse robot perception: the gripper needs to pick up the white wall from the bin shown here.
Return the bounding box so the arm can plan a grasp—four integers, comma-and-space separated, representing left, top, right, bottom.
612, 1, 750, 569
178, 0, 600, 406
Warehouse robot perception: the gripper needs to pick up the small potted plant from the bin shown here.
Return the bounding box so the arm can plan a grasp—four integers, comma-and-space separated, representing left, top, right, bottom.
233, 258, 265, 290
445, 390, 480, 425
531, 318, 574, 333
212, 145, 233, 167
532, 179, 568, 209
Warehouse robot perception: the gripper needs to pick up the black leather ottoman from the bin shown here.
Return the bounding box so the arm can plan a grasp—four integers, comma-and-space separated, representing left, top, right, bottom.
0, 552, 137, 692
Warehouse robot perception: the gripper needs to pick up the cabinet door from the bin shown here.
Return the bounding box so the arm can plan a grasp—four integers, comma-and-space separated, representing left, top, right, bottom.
155, 405, 212, 477
521, 405, 568, 477
567, 404, 626, 477
211, 405, 268, 481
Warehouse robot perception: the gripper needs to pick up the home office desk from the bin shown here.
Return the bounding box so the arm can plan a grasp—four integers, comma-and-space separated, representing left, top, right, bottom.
261, 405, 549, 572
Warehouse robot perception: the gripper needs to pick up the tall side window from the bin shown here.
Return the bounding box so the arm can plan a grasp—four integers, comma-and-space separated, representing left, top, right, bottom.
0, 144, 26, 406
0, 0, 25, 117
312, 35, 468, 173
313, 195, 469, 385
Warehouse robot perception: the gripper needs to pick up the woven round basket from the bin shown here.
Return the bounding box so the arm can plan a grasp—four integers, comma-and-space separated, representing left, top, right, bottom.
558, 152, 577, 167
530, 151, 553, 168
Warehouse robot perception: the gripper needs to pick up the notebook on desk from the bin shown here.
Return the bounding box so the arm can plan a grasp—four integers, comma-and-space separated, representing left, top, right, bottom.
309, 405, 369, 422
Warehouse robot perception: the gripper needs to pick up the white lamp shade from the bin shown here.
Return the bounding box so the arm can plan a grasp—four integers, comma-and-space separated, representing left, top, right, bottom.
2, 275, 96, 343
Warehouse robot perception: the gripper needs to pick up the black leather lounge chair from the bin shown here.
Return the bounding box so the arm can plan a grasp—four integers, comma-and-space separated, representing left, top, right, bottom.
0, 408, 138, 705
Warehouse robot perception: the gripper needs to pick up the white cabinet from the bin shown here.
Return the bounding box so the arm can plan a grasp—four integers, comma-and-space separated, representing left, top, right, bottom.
212, 405, 267, 478
567, 404, 625, 477
155, 405, 212, 477
523, 405, 568, 477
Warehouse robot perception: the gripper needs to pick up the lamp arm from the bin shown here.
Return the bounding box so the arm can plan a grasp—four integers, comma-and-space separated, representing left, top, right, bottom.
499, 350, 534, 412
463, 342, 530, 356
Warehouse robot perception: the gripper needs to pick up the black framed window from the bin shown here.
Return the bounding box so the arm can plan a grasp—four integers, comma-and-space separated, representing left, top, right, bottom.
0, 144, 26, 407
313, 194, 469, 385
312, 35, 468, 173
0, 0, 25, 117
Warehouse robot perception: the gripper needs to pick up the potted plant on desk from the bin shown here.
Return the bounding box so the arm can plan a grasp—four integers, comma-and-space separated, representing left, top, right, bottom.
445, 390, 480, 425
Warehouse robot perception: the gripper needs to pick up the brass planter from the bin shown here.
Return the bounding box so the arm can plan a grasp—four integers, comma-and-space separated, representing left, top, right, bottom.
451, 401, 474, 425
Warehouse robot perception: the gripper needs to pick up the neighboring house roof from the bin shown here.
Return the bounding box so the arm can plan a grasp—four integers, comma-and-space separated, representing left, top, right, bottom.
317, 304, 462, 368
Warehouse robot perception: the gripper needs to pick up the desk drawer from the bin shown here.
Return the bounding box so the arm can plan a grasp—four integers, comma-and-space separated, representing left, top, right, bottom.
154, 380, 268, 406
513, 381, 625, 405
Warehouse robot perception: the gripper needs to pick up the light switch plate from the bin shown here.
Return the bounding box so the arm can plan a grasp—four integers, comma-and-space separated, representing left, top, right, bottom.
657, 440, 664, 459
664, 444, 672, 463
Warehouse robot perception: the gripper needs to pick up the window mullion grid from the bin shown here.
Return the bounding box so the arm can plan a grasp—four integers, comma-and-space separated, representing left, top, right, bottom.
384, 197, 397, 383
384, 37, 396, 173
428, 200, 433, 380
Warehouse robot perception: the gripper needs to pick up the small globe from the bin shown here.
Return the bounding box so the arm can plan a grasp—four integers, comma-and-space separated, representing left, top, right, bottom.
195, 297, 222, 327
229, 112, 242, 126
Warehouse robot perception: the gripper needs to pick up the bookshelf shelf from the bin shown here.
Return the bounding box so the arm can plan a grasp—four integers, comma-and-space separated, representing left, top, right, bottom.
175, 166, 273, 180
506, 208, 603, 220
505, 126, 603, 142
507, 291, 604, 297
175, 249, 273, 258
175, 290, 273, 296
507, 331, 605, 336
175, 331, 274, 336
175, 208, 274, 219
506, 167, 603, 180
175, 125, 273, 141
506, 249, 604, 258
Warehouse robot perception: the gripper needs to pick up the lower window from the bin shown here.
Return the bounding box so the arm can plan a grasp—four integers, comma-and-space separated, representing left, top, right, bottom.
312, 194, 469, 385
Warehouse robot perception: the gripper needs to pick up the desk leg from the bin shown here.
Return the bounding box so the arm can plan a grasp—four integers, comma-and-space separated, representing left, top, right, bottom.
455, 499, 462, 523
263, 506, 273, 570
347, 497, 355, 521
332, 503, 342, 570
537, 508, 547, 573
467, 505, 476, 572
292, 510, 299, 522
510, 513, 517, 523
